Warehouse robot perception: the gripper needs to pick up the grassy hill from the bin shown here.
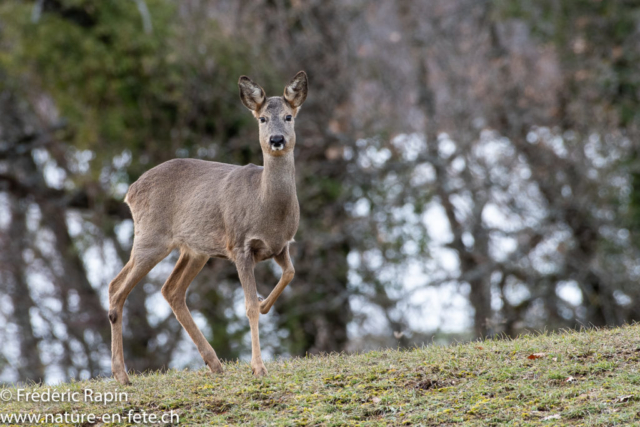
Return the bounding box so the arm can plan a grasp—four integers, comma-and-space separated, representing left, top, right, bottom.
2, 325, 640, 426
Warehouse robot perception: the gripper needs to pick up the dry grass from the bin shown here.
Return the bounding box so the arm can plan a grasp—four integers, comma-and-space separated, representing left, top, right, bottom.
2, 325, 640, 426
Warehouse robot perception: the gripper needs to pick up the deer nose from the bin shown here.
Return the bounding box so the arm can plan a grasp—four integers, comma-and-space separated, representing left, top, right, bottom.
269, 135, 285, 150
270, 135, 284, 144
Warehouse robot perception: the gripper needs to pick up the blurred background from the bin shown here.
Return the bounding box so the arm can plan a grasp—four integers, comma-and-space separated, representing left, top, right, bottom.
1, 0, 639, 384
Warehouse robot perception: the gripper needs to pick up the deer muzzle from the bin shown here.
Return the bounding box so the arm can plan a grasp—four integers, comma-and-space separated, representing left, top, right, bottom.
269, 135, 285, 151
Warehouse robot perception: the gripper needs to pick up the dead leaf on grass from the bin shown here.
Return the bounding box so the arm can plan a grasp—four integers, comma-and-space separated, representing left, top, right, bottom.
618, 395, 633, 403
527, 353, 546, 360
565, 376, 576, 383
372, 397, 381, 404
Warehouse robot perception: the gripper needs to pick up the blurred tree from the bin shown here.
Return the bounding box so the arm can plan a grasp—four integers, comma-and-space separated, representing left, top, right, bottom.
2, 0, 639, 384
205, 0, 430, 354
493, 0, 640, 325
1, 0, 423, 382
394, 0, 640, 337
0, 0, 261, 380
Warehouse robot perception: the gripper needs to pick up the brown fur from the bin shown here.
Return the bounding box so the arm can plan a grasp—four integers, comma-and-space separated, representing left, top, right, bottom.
108, 72, 308, 384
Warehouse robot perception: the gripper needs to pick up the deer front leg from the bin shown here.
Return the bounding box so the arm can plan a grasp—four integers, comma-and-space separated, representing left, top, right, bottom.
236, 254, 268, 376
260, 245, 295, 314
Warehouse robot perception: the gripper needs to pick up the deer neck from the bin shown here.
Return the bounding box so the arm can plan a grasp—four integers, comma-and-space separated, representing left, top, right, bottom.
260, 151, 297, 205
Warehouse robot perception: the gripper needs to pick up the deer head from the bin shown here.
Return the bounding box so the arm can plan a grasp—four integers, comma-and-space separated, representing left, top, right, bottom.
238, 71, 308, 157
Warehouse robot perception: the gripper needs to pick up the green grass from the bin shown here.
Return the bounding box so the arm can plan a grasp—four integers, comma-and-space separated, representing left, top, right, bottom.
3, 325, 640, 426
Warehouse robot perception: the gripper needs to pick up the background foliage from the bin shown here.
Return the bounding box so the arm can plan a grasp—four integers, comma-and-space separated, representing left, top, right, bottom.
0, 0, 638, 384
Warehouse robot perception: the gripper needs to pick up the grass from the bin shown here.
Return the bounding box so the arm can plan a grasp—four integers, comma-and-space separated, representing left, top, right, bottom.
2, 325, 640, 426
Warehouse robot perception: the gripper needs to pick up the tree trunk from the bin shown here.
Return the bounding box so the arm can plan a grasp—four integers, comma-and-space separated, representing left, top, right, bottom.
3, 196, 45, 383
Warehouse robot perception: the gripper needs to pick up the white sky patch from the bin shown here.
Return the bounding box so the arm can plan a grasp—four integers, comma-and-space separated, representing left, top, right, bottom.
112, 150, 132, 169
356, 140, 392, 169
352, 198, 371, 217
403, 283, 473, 333
83, 243, 120, 298
65, 211, 84, 237
613, 290, 632, 306
423, 202, 453, 244
422, 203, 459, 275
25, 203, 42, 232
482, 202, 522, 233
547, 135, 567, 158
411, 162, 435, 186
145, 290, 172, 327
503, 277, 531, 306
69, 149, 95, 174
115, 219, 134, 249
192, 311, 210, 335
474, 134, 513, 165
556, 280, 583, 306
488, 234, 517, 262
528, 228, 572, 275
33, 148, 67, 190
438, 133, 456, 159
114, 182, 129, 198
0, 193, 10, 229
348, 295, 393, 338
450, 156, 466, 173
392, 133, 426, 161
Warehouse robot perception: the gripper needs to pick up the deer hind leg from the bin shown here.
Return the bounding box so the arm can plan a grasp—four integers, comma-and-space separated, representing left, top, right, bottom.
236, 253, 267, 376
161, 249, 223, 374
260, 245, 295, 314
109, 245, 171, 385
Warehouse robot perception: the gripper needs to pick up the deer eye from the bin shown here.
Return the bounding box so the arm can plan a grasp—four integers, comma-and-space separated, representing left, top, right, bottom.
285, 115, 292, 122
259, 117, 267, 123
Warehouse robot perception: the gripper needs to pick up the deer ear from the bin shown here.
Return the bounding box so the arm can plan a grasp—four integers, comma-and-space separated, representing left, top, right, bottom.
238, 76, 266, 112
284, 71, 308, 109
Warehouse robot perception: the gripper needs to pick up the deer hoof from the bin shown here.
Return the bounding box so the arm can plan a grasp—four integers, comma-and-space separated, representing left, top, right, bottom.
114, 372, 131, 386
205, 359, 224, 374
252, 364, 268, 377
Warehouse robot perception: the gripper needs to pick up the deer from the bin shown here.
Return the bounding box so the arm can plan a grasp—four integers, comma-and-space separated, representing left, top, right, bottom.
107, 71, 308, 384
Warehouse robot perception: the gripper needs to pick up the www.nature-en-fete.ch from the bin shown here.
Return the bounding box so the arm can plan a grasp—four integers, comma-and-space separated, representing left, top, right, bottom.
0, 388, 179, 424
0, 410, 179, 424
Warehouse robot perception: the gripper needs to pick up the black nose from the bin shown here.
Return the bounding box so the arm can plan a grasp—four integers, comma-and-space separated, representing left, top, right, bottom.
270, 135, 285, 145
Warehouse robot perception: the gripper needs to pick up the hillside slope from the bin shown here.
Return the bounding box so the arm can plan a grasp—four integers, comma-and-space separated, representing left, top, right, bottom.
2, 325, 640, 426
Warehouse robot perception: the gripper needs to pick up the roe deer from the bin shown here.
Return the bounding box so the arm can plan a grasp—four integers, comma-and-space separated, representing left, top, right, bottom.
108, 72, 308, 384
